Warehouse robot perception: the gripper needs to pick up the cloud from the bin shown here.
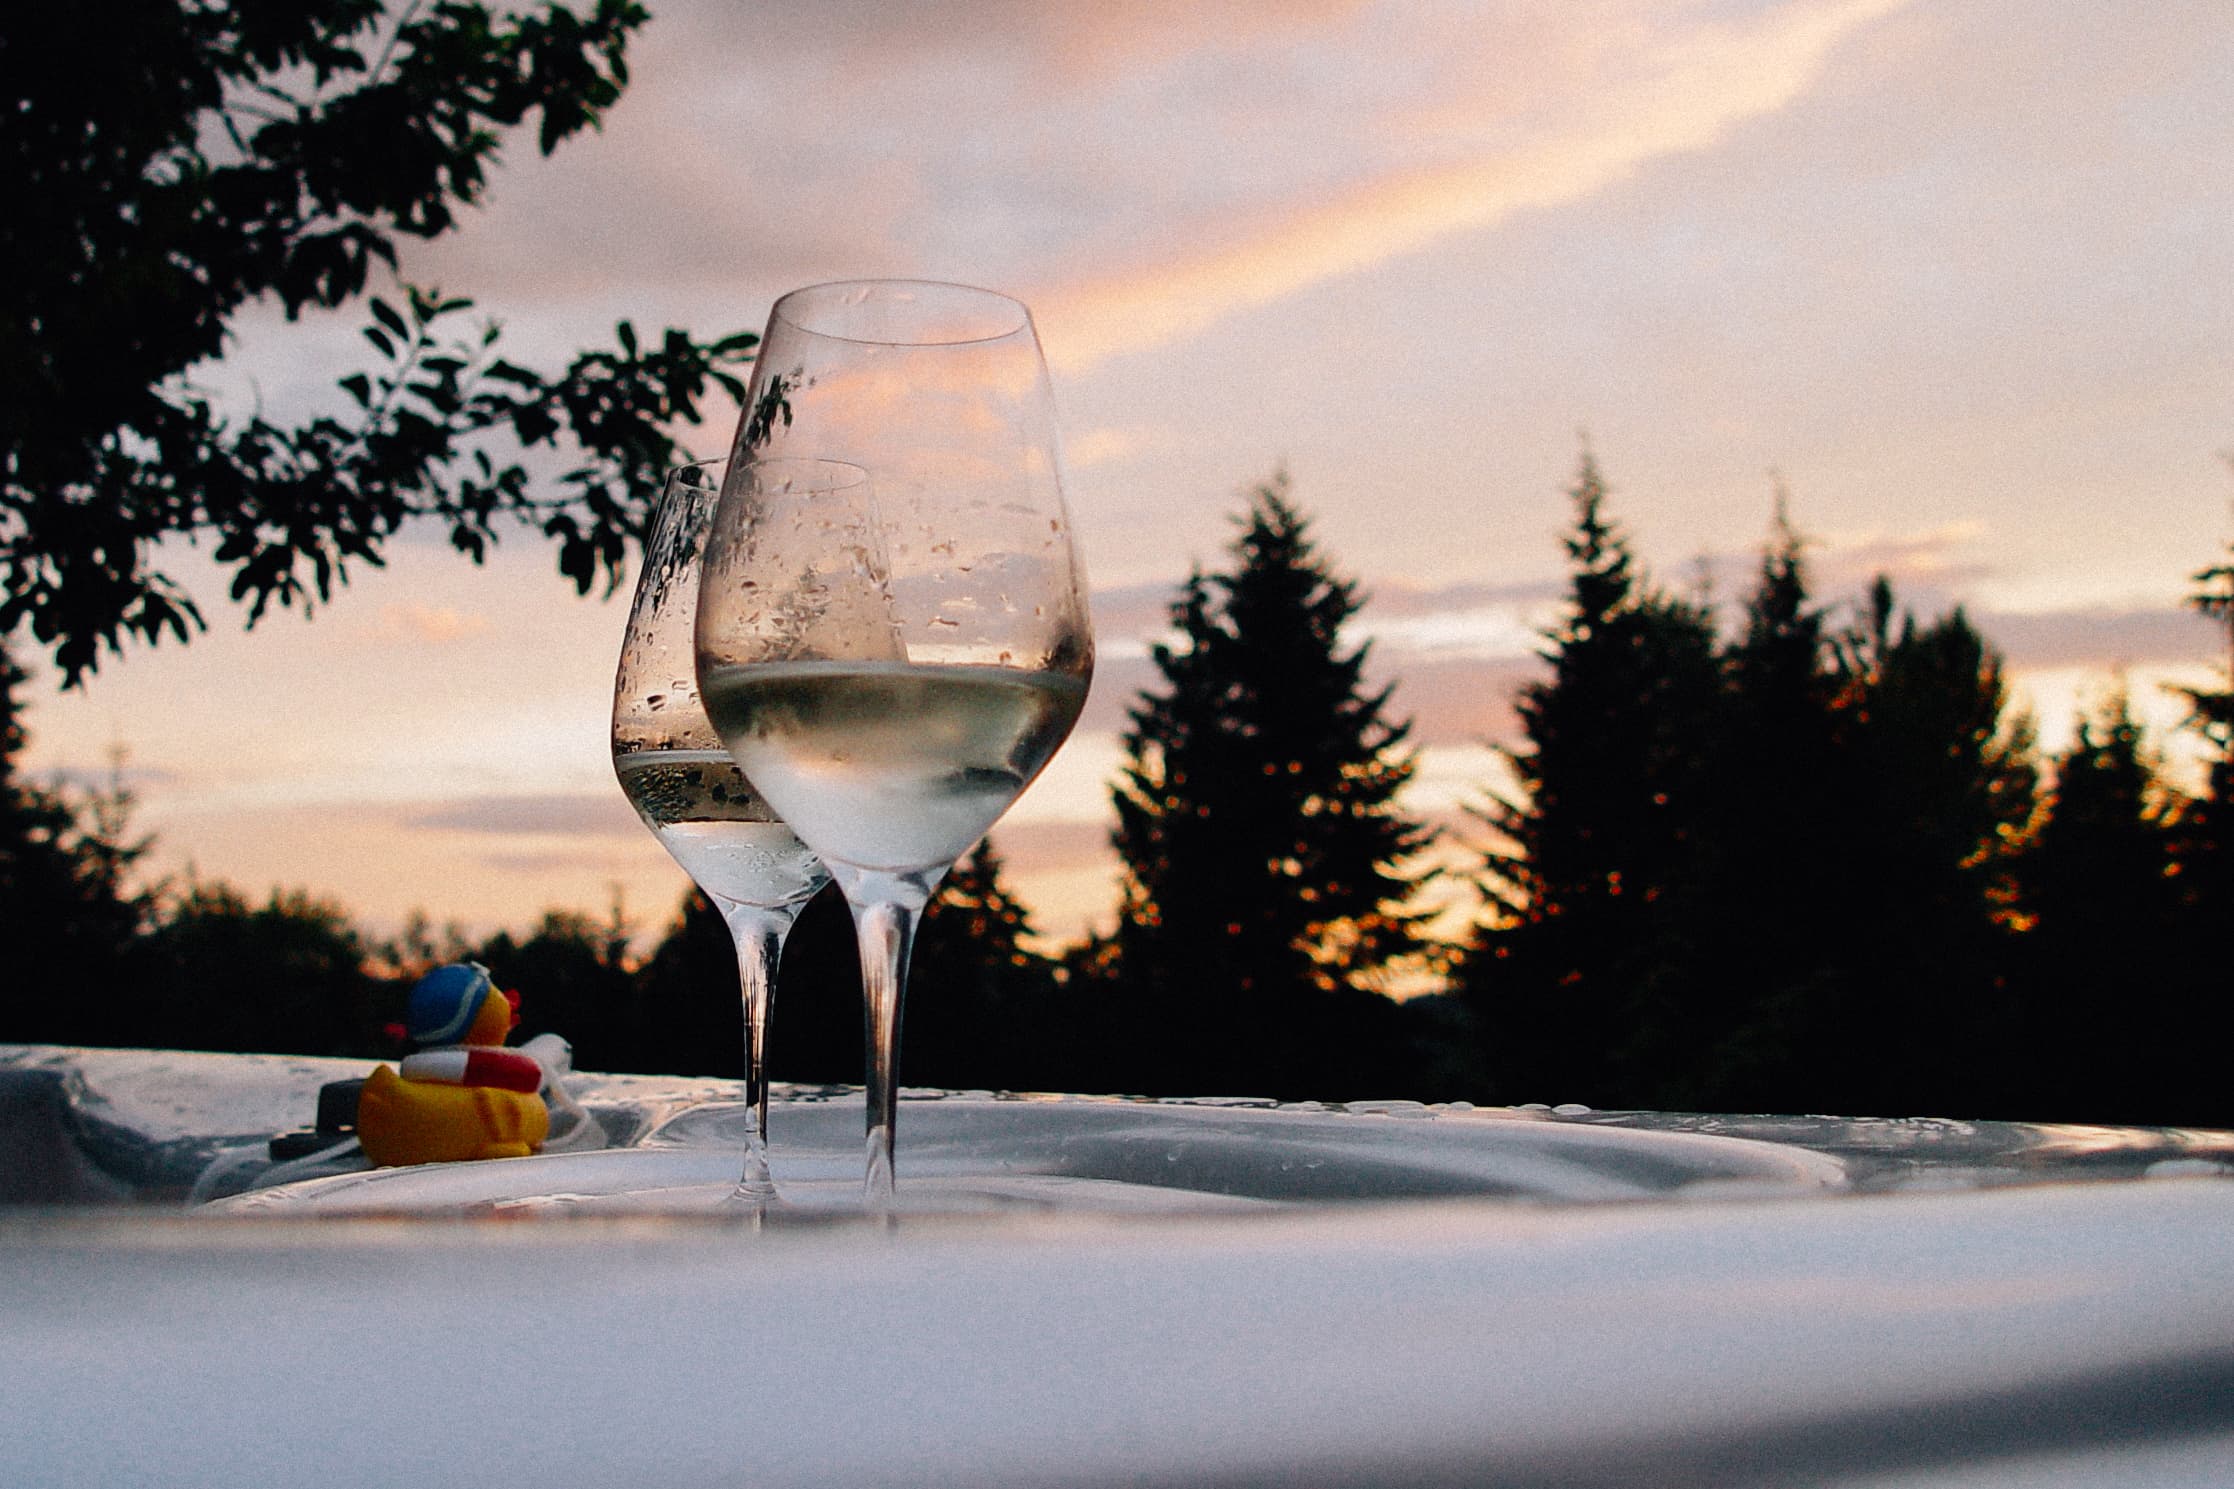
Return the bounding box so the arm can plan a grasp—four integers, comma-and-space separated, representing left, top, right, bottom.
402, 794, 644, 840
1088, 580, 1185, 640
740, 0, 1374, 87
1808, 521, 1997, 594
1978, 607, 2224, 671
1092, 575, 1564, 653
391, 0, 1377, 329
1066, 426, 1154, 470
1035, 0, 1915, 370
1077, 629, 1541, 747
29, 762, 186, 793
374, 603, 492, 646
472, 849, 645, 878
1359, 578, 1569, 619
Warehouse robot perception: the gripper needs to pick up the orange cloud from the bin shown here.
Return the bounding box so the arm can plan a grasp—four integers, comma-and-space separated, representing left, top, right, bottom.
1813, 520, 1994, 588
1035, 0, 1914, 372
376, 602, 491, 645
1065, 426, 1152, 470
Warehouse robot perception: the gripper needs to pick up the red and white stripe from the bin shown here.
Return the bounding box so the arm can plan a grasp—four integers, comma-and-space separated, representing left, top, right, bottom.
398, 1047, 545, 1093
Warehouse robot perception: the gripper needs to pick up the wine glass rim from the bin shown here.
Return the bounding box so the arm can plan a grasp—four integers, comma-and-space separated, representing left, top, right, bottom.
769, 279, 1032, 348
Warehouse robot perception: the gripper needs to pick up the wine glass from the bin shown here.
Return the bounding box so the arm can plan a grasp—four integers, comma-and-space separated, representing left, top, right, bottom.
612, 458, 834, 1200
695, 281, 1094, 1208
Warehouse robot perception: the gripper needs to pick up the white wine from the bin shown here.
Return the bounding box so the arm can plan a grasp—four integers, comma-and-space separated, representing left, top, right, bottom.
613, 748, 828, 908
700, 661, 1086, 873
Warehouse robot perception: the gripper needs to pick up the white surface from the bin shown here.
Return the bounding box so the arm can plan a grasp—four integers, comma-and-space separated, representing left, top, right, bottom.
10, 1044, 2234, 1486
6, 1181, 2234, 1487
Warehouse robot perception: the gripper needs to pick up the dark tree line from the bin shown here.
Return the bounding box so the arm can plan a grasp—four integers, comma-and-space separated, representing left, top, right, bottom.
4, 462, 2228, 1126
1455, 455, 2229, 1126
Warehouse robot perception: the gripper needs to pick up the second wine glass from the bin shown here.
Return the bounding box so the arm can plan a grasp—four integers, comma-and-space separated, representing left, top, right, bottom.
612, 459, 833, 1200
696, 281, 1094, 1209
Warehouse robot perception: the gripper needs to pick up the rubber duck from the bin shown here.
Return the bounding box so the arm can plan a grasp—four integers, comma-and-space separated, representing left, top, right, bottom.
357, 962, 551, 1166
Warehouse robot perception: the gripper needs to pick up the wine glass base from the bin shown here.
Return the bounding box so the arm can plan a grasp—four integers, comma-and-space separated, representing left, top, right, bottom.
208, 1095, 1848, 1218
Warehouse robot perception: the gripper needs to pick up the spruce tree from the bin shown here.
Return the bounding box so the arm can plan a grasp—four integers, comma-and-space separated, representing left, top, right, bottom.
1673, 497, 1846, 1111
1458, 450, 1718, 1106
1823, 593, 2037, 1116
2168, 540, 2232, 930
1109, 471, 1433, 1096
2009, 692, 2180, 1121
2158, 540, 2233, 1124
906, 839, 1067, 1091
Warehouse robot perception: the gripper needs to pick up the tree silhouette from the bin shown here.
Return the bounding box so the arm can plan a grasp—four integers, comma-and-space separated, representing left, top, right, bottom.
2154, 538, 2234, 1125
1459, 461, 2045, 1119
2007, 692, 2183, 1121
631, 883, 861, 1084
470, 905, 637, 1073
1807, 589, 2037, 1116
131, 879, 384, 1057
1669, 495, 1846, 1109
5, 0, 755, 681
905, 839, 1074, 1091
1457, 450, 1718, 1106
2168, 538, 2232, 930
0, 643, 155, 1044
1108, 471, 1433, 1095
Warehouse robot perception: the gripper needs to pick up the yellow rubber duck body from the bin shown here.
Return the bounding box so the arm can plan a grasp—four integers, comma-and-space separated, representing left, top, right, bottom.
358, 964, 549, 1167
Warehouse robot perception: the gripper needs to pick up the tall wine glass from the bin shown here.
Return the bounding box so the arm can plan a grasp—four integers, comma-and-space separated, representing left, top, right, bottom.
612, 459, 833, 1200
696, 281, 1094, 1208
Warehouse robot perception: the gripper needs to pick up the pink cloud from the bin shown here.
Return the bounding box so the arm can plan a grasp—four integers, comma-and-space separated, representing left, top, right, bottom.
375, 603, 492, 646
1035, 0, 1916, 370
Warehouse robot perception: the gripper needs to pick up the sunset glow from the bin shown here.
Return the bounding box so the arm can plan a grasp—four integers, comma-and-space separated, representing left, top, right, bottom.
16, 0, 2229, 952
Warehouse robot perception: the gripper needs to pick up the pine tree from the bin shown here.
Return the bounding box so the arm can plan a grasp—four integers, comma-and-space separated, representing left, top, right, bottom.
2156, 539, 2234, 1124
1109, 471, 1434, 1096
2167, 539, 2232, 929
2009, 692, 2180, 1121
1673, 496, 1846, 1110
1458, 450, 1719, 1106
905, 839, 1069, 1091
1820, 593, 2037, 1116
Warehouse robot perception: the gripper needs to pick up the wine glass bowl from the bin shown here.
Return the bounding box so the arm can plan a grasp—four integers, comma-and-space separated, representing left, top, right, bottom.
696, 281, 1093, 1206
697, 457, 1085, 878
732, 281, 1092, 680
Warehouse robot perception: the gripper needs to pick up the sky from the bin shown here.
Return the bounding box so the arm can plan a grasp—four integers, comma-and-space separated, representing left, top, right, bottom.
18, 0, 2233, 953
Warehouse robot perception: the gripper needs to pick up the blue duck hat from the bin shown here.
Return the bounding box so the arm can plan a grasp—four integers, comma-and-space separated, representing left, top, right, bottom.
406, 962, 495, 1046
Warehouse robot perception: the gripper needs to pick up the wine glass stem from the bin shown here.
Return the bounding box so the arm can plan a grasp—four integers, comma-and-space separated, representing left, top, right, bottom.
719, 902, 797, 1200
835, 867, 936, 1212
